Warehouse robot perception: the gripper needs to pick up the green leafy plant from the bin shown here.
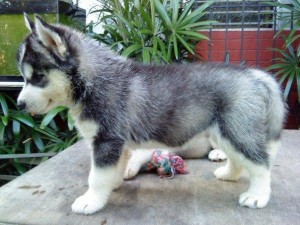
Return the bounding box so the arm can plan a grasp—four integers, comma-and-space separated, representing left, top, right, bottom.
265, 0, 300, 47
0, 93, 78, 180
90, 0, 214, 63
267, 40, 300, 101
264, 0, 300, 101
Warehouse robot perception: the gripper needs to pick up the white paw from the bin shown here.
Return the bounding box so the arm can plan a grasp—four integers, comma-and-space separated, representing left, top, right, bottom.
123, 149, 152, 180
214, 166, 239, 181
239, 191, 270, 209
123, 162, 141, 180
208, 149, 227, 161
71, 190, 107, 214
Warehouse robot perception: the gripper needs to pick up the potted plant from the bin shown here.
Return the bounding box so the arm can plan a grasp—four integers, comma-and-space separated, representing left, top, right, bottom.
89, 0, 214, 63
264, 0, 299, 128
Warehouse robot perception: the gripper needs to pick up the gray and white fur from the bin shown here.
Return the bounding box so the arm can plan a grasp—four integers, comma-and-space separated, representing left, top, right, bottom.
17, 15, 286, 214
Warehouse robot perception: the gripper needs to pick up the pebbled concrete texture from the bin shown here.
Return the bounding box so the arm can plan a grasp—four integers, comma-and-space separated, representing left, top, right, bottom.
0, 130, 299, 225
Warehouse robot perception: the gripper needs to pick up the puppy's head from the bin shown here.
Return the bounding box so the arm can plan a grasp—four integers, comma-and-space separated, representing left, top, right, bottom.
17, 14, 84, 114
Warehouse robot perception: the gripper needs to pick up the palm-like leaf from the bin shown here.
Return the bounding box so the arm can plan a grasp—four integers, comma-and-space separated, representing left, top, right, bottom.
0, 93, 79, 179
91, 0, 214, 63
264, 0, 300, 47
267, 43, 300, 101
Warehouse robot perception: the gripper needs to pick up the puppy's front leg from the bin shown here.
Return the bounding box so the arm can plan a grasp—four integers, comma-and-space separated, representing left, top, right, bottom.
72, 138, 124, 214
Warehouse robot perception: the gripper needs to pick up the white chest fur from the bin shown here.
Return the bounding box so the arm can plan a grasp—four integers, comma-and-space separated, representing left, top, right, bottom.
69, 105, 99, 142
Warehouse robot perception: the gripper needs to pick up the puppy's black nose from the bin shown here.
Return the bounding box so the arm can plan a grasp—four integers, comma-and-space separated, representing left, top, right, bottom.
17, 101, 27, 110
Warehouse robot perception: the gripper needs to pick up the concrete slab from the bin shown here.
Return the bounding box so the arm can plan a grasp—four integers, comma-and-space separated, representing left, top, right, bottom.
0, 130, 299, 225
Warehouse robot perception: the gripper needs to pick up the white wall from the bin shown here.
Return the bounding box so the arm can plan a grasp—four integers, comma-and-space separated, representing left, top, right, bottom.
73, 0, 104, 33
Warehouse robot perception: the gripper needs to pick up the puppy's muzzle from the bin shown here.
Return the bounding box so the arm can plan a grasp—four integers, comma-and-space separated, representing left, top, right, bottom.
17, 101, 27, 110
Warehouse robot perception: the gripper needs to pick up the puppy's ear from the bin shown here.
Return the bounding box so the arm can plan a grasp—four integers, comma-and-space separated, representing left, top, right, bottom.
34, 15, 67, 58
24, 13, 34, 32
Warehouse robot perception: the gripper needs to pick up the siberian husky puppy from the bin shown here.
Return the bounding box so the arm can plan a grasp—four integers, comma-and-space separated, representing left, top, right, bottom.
17, 15, 286, 214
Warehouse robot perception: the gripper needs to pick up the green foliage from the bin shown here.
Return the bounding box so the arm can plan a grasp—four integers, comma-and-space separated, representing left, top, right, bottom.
90, 0, 214, 63
267, 40, 300, 102
265, 0, 300, 102
0, 93, 78, 178
265, 0, 300, 47
0, 14, 57, 76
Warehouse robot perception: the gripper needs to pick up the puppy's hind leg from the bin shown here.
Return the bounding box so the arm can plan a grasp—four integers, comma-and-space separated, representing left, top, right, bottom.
214, 158, 243, 182
210, 134, 242, 181
208, 149, 227, 162
214, 145, 271, 208
208, 132, 227, 162
239, 140, 280, 209
239, 164, 271, 209
124, 149, 154, 180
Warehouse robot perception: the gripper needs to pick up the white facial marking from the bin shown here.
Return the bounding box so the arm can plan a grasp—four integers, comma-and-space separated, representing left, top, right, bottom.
22, 63, 33, 80
18, 69, 73, 114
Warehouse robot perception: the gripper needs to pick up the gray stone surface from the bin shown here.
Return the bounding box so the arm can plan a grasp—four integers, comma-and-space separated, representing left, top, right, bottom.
0, 130, 299, 225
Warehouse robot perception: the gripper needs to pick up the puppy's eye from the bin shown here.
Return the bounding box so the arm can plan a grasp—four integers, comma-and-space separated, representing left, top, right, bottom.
31, 73, 44, 83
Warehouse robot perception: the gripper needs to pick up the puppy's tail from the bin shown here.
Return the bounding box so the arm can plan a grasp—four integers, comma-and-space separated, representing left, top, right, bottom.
251, 69, 287, 140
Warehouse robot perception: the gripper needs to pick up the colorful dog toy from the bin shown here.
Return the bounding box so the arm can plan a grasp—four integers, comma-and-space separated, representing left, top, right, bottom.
142, 150, 188, 178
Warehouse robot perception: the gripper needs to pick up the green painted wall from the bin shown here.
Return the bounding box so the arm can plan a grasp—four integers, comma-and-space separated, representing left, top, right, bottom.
0, 14, 57, 76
